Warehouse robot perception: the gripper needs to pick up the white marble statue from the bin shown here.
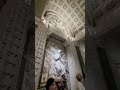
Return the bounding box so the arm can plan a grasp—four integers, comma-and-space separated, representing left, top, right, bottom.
46, 44, 66, 79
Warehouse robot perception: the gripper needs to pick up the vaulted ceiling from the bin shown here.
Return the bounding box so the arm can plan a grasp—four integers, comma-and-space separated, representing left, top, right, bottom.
38, 0, 85, 41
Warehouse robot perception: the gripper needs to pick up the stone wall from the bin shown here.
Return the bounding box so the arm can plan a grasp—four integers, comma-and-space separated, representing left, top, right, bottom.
86, 0, 120, 37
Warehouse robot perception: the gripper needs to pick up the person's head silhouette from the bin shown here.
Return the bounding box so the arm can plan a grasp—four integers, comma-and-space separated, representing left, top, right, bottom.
45, 78, 57, 90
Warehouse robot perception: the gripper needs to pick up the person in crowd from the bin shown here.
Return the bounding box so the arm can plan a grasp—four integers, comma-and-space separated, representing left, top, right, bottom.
57, 81, 67, 90
45, 78, 58, 90
76, 73, 85, 90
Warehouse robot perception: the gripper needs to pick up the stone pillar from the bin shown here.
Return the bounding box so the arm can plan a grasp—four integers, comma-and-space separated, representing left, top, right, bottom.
66, 41, 82, 90
35, 19, 47, 90
0, 0, 33, 90
85, 32, 108, 90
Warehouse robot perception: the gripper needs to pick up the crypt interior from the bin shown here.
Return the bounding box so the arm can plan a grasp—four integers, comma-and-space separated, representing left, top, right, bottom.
0, 0, 120, 90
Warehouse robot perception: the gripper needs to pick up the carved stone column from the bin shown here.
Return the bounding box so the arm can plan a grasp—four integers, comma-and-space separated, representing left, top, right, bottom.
35, 19, 47, 90
66, 41, 82, 90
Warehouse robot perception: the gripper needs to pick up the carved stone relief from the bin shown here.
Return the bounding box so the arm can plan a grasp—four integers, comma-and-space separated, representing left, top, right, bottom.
40, 41, 69, 89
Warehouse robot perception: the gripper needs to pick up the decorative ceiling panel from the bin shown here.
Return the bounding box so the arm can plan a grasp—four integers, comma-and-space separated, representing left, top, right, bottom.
41, 0, 85, 41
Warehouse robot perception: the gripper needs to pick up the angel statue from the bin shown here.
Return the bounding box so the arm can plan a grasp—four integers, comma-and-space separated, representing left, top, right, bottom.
46, 44, 66, 80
